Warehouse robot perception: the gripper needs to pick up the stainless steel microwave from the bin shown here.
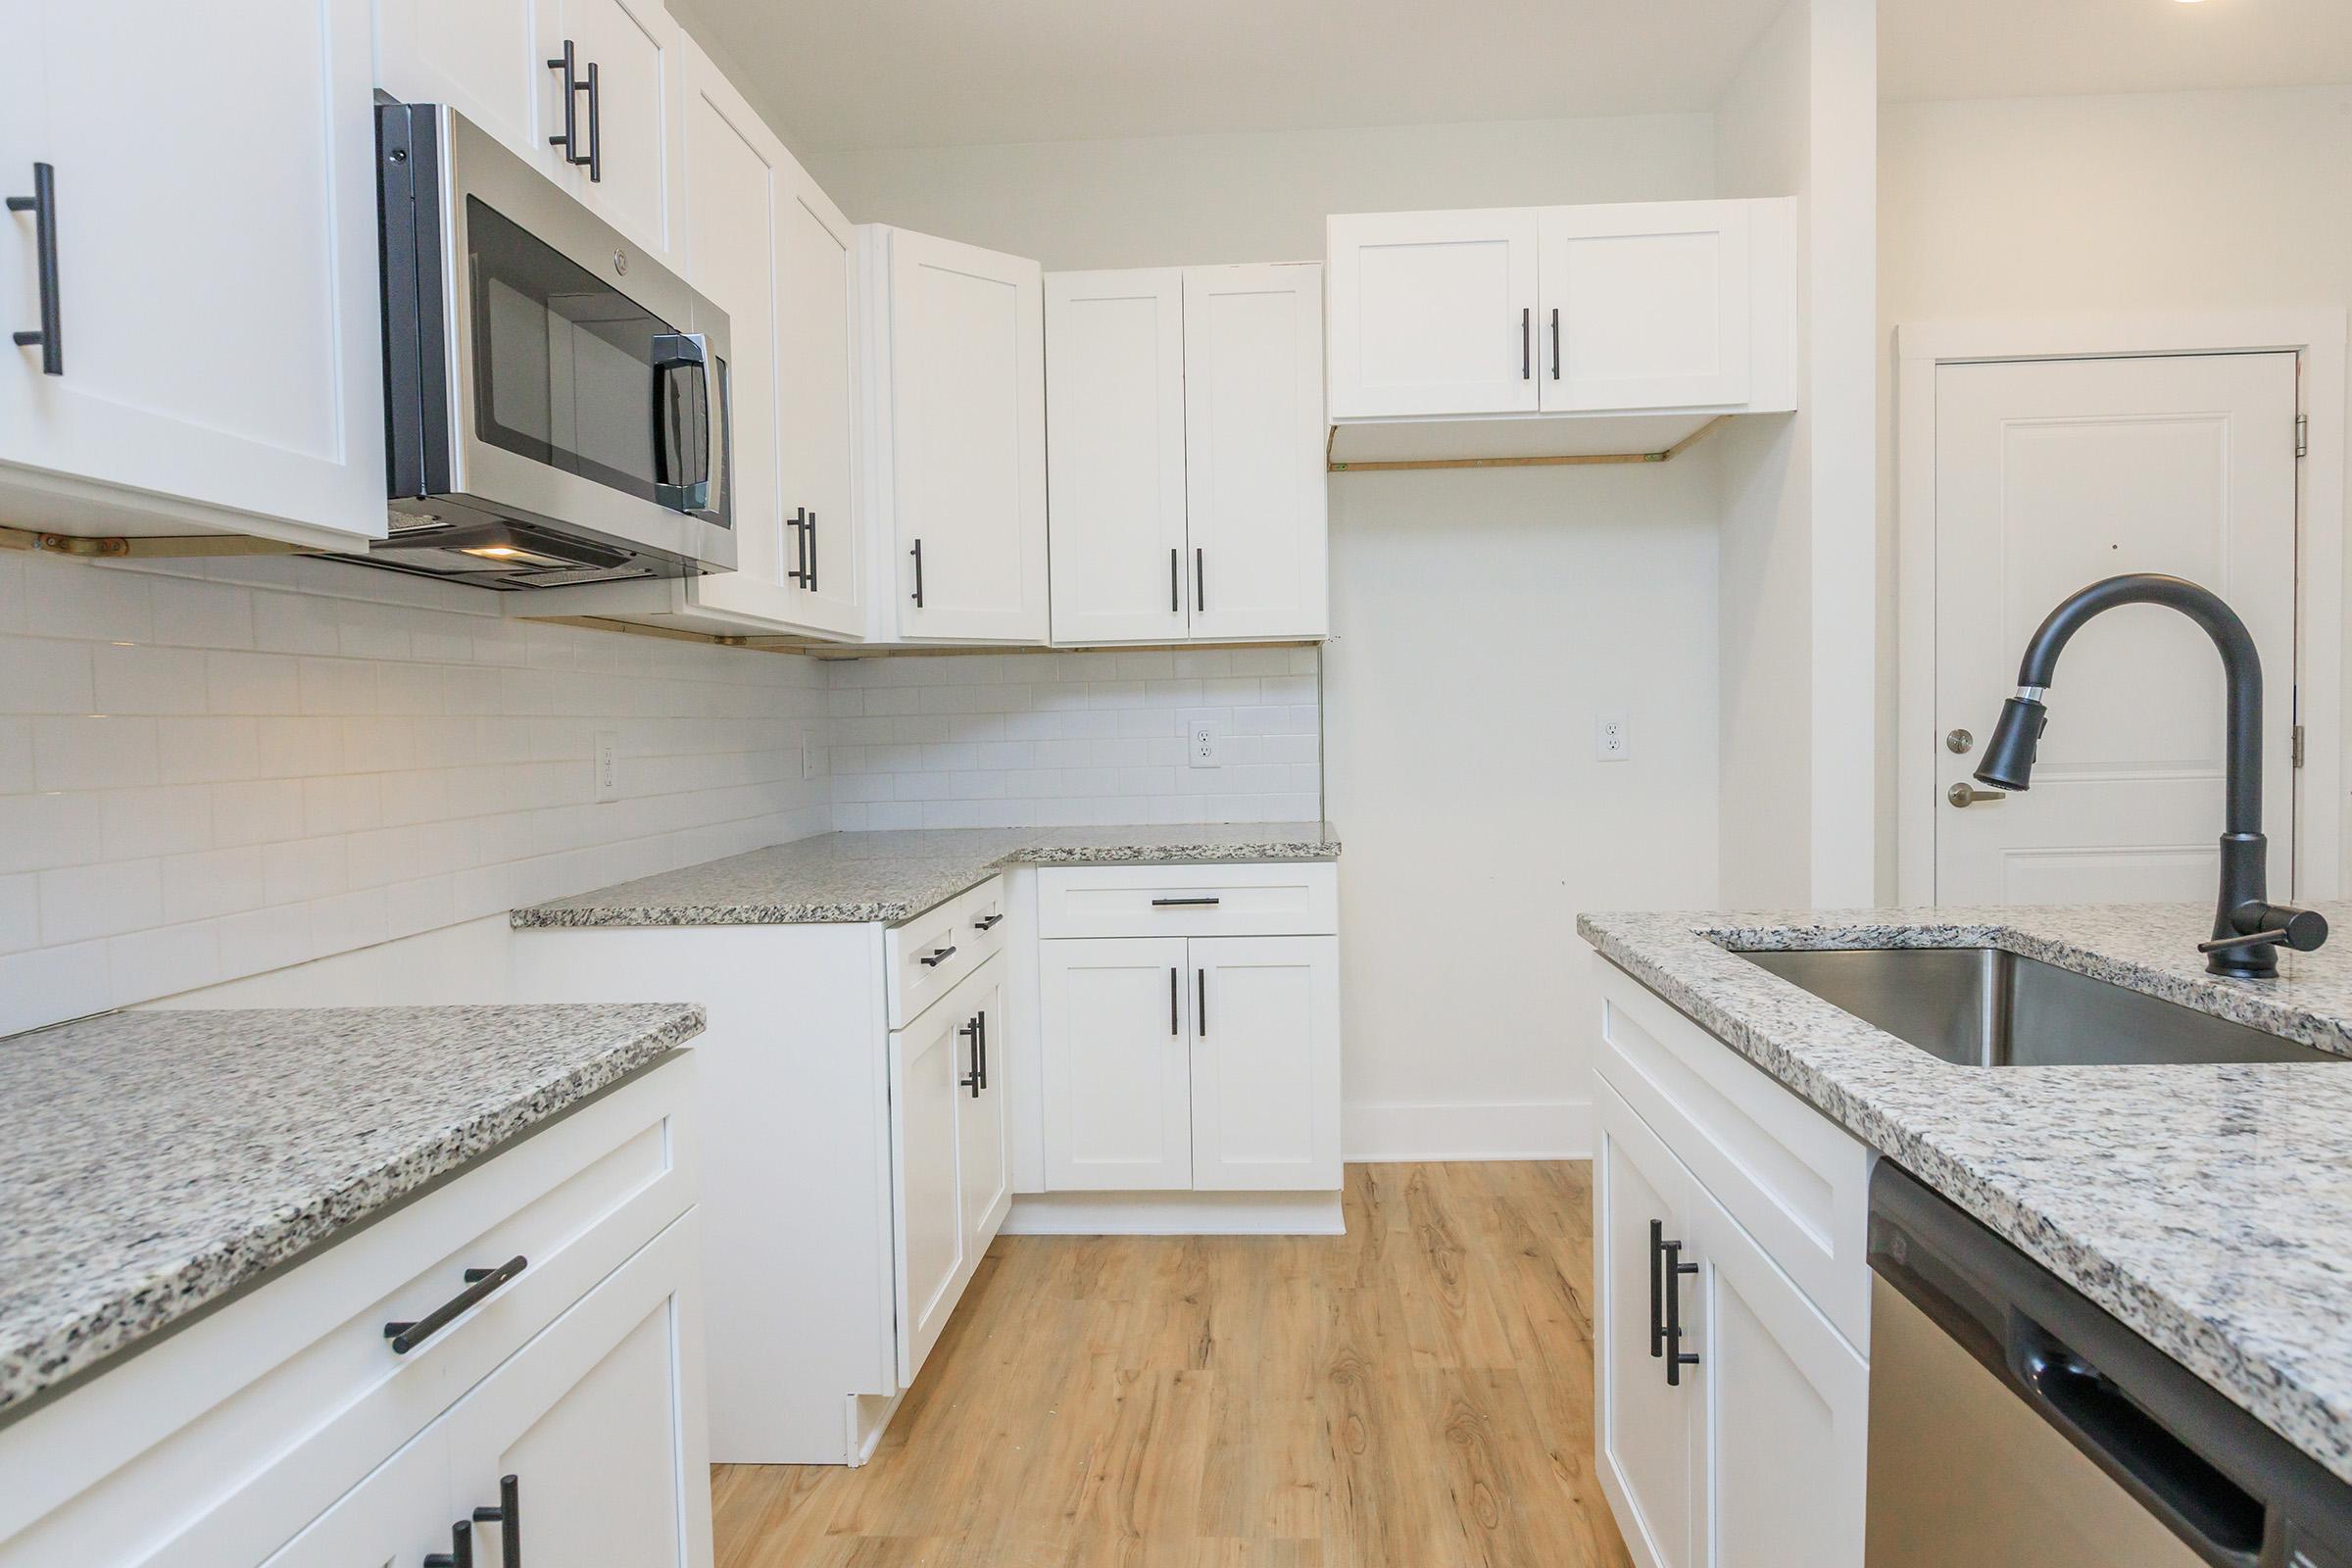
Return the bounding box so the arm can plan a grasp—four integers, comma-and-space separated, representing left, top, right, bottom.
365, 101, 734, 588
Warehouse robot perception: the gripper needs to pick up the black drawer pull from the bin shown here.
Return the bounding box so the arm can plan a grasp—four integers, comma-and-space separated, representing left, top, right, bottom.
1151, 896, 1221, 907
920, 944, 957, 967
959, 1015, 981, 1098
1170, 966, 1180, 1036
786, 505, 810, 586
1198, 968, 1207, 1037
974, 912, 1004, 931
425, 1519, 473, 1568
385, 1254, 527, 1354
1662, 1237, 1699, 1387
909, 538, 924, 606
9, 162, 62, 375
977, 1008, 988, 1090
469, 1474, 522, 1568
1648, 1218, 1665, 1358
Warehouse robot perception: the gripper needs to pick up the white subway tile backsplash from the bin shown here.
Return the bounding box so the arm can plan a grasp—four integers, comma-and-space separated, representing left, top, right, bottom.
40, 857, 165, 946
34, 714, 160, 791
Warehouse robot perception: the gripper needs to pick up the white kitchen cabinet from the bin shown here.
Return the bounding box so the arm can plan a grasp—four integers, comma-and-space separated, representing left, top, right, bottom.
1591, 957, 1873, 1568
0, 0, 387, 549
373, 0, 555, 175
1325, 208, 1540, 418
1046, 264, 1327, 645
1326, 198, 1795, 465
549, 0, 685, 267
1183, 265, 1328, 641
255, 1422, 450, 1568
894, 956, 1010, 1381
861, 224, 1049, 643
770, 140, 865, 639
1045, 269, 1190, 645
956, 960, 1014, 1263
1538, 202, 1751, 414
1040, 936, 1195, 1191
1188, 935, 1341, 1189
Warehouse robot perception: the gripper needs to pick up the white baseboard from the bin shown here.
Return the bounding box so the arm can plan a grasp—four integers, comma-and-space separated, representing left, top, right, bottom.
1342, 1099, 1593, 1162
1003, 1190, 1346, 1236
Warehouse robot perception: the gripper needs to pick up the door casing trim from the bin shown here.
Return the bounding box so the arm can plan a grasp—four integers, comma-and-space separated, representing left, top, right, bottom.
1894, 311, 2348, 906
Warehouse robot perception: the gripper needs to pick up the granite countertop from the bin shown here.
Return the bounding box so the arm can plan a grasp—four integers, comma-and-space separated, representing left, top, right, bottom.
511, 822, 1342, 928
0, 1002, 704, 1417
1578, 902, 2352, 1483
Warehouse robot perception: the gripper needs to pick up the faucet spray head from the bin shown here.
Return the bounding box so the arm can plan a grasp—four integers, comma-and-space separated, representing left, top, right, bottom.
1975, 690, 2049, 792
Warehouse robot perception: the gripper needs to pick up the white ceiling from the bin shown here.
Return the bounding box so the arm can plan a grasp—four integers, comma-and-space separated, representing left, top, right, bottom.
671, 0, 1792, 154
1881, 0, 2352, 104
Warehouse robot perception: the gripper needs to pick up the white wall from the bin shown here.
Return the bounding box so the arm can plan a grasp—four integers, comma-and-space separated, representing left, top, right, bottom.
1879, 83, 2352, 893
826, 647, 1321, 829
812, 111, 1725, 1156
0, 549, 829, 1036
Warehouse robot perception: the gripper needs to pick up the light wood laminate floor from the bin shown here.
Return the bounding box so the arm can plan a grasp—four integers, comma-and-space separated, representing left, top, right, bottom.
711, 1161, 1635, 1568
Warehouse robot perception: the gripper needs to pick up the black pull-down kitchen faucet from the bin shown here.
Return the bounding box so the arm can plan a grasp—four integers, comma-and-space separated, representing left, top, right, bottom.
1973, 572, 2328, 979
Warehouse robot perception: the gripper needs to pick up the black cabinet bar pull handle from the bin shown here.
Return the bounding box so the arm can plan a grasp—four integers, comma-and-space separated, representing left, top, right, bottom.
1151, 896, 1221, 906
1648, 1218, 1665, 1358
1521, 307, 1531, 380
9, 163, 61, 375
1550, 307, 1561, 381
909, 538, 924, 607
807, 509, 817, 593
1170, 966, 1179, 1036
1170, 546, 1180, 614
385, 1255, 527, 1354
958, 1015, 981, 1097
920, 944, 956, 967
425, 1519, 473, 1568
547, 42, 583, 164
977, 1008, 988, 1090
1662, 1238, 1699, 1386
786, 506, 810, 586
1195, 547, 1205, 612
974, 911, 1004, 931
1197, 968, 1207, 1037
469, 1474, 522, 1568
583, 60, 603, 183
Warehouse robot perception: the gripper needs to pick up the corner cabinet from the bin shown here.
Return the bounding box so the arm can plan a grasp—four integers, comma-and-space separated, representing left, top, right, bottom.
1045, 264, 1327, 644
859, 225, 1050, 644
1326, 199, 1794, 465
1590, 956, 1871, 1568
0, 0, 388, 549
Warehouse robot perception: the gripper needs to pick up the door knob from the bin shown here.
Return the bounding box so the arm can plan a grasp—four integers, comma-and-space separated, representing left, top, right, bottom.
1948, 783, 2006, 808
1945, 728, 1974, 755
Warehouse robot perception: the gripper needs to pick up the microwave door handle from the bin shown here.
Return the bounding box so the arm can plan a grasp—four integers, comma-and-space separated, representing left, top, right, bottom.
652, 332, 710, 513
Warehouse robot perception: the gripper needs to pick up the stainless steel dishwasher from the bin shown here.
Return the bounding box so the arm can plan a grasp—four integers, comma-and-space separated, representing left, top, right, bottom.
1867, 1162, 2352, 1568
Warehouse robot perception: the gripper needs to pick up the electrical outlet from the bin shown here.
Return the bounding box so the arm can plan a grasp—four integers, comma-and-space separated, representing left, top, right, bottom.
801, 728, 820, 781
1190, 718, 1224, 768
1596, 712, 1631, 761
594, 731, 621, 801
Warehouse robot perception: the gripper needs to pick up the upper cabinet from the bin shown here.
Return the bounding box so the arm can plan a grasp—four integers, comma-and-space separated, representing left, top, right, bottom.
1326, 198, 1794, 462
0, 0, 387, 548
1047, 264, 1326, 645
860, 225, 1049, 644
376, 0, 684, 270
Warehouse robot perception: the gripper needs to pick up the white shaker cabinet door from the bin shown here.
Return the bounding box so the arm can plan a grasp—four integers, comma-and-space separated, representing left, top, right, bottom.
1187, 935, 1340, 1191
551, 0, 685, 269
1689, 1179, 1868, 1568
254, 1424, 451, 1568
957, 961, 1014, 1262
771, 157, 863, 639
877, 226, 1048, 643
374, 0, 558, 175
1538, 202, 1750, 414
1325, 209, 1539, 418
0, 0, 387, 544
1040, 937, 1194, 1191
1182, 264, 1328, 642
892, 985, 974, 1383
1594, 1081, 1699, 1568
440, 1217, 713, 1568
1046, 268, 1190, 645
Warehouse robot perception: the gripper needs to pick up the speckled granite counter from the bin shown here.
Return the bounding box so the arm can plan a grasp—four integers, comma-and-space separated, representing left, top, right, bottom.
511, 822, 1341, 928
1578, 902, 2352, 1482
0, 1003, 704, 1416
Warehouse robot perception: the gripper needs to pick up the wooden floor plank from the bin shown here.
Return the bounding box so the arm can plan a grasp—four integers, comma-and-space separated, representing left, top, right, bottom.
711, 1161, 1634, 1568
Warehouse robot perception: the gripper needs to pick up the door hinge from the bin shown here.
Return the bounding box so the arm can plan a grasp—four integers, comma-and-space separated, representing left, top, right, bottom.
2296, 414, 2310, 459
2293, 724, 2306, 768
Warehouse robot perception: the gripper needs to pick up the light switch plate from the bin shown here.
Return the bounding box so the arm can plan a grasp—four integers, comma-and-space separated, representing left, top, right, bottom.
594, 730, 620, 801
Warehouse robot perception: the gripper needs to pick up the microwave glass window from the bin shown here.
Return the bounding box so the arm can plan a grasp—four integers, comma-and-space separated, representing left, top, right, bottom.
466, 197, 697, 507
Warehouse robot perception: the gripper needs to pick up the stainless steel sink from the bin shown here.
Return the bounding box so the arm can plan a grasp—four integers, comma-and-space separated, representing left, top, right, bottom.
1733, 947, 2343, 1067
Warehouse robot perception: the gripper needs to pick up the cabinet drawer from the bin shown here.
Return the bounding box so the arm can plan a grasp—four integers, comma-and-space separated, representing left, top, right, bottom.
1037, 862, 1336, 939
1592, 956, 1873, 1352
0, 1058, 697, 1568
887, 875, 1008, 1028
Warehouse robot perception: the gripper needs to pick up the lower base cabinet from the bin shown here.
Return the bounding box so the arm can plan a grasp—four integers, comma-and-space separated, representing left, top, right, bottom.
1595, 1080, 1868, 1568
893, 955, 1012, 1381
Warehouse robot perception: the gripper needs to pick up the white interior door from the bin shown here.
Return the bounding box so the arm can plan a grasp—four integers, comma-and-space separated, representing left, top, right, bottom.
1187, 935, 1340, 1191
1046, 268, 1189, 645
1183, 264, 1329, 642
887, 229, 1049, 642
1933, 352, 2300, 906
1538, 201, 1750, 413
1039, 937, 1193, 1191
1325, 209, 1539, 417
